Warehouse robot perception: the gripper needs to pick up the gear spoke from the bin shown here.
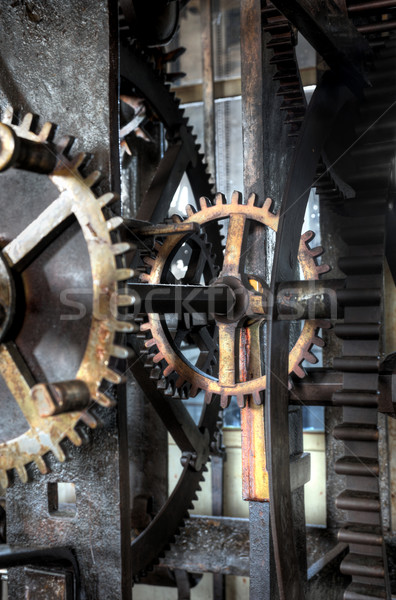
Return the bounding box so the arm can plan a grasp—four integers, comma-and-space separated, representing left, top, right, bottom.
3, 193, 72, 270
218, 322, 238, 387
220, 212, 246, 278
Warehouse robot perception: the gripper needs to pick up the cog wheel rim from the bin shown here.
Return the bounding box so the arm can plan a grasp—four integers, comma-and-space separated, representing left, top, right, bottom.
0, 108, 129, 486
141, 192, 329, 406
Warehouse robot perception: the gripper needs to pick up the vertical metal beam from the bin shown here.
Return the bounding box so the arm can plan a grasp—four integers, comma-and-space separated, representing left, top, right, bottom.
240, 2, 275, 598
200, 0, 217, 185
240, 1, 309, 598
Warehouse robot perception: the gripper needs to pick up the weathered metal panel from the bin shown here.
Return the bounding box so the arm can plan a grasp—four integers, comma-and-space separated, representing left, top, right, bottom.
0, 2, 131, 599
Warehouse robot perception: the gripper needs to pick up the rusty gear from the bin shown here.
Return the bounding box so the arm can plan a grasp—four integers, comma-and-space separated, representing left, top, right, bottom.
0, 108, 132, 487
141, 191, 330, 409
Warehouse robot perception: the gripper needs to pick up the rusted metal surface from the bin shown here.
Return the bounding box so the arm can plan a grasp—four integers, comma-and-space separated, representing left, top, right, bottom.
160, 515, 250, 576
24, 568, 72, 600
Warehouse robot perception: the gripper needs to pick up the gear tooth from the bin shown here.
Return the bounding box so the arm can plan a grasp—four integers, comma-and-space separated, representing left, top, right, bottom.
116, 293, 135, 307
144, 354, 154, 368
316, 263, 331, 275
293, 364, 306, 379
2, 106, 14, 125
312, 335, 325, 348
150, 366, 162, 380
0, 469, 8, 488
220, 394, 230, 408
139, 272, 150, 282
263, 197, 273, 211
172, 214, 183, 223
57, 134, 75, 156
112, 319, 139, 334
67, 429, 83, 446
52, 443, 66, 462
301, 230, 315, 243
103, 368, 125, 385
157, 376, 167, 389
84, 170, 102, 188
106, 216, 123, 231
116, 268, 134, 281
20, 112, 35, 132
16, 464, 28, 483
79, 411, 98, 428
72, 152, 89, 170
253, 391, 262, 405
190, 384, 199, 397
247, 193, 257, 206
304, 351, 318, 365
236, 394, 245, 408
164, 383, 174, 396
163, 364, 174, 377
175, 375, 185, 388
95, 392, 115, 408
186, 203, 196, 216
39, 121, 57, 142
199, 196, 209, 209
33, 456, 48, 475
140, 322, 151, 332
204, 391, 213, 405
309, 245, 324, 258
145, 338, 157, 349
112, 242, 136, 255
231, 190, 241, 204
152, 352, 164, 364
215, 192, 226, 206
143, 256, 155, 267
110, 344, 131, 359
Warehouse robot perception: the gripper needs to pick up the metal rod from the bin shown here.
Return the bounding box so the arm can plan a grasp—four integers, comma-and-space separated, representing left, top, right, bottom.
127, 283, 235, 315
200, 0, 216, 184
348, 0, 396, 12
0, 123, 57, 174
128, 278, 346, 318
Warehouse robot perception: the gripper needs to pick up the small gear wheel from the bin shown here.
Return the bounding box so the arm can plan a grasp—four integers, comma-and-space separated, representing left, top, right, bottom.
140, 191, 330, 408
0, 108, 133, 487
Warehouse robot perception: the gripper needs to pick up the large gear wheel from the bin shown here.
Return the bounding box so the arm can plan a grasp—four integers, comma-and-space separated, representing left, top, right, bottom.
0, 108, 131, 487
140, 190, 330, 409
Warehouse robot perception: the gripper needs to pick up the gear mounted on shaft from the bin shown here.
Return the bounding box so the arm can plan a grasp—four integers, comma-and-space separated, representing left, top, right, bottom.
140, 190, 330, 409
0, 108, 133, 487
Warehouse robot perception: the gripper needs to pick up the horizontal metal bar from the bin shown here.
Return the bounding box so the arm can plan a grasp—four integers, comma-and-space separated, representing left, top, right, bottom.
128, 279, 346, 320
127, 283, 236, 315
